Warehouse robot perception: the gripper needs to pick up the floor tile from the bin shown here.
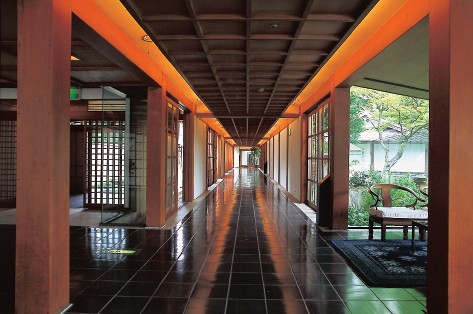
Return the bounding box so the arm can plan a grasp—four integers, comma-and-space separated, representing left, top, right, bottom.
185, 298, 227, 314
266, 300, 308, 314
334, 285, 378, 301
326, 273, 365, 286
305, 300, 351, 314
371, 288, 416, 301
118, 281, 159, 296
226, 299, 266, 314
191, 283, 229, 299
80, 280, 125, 296
228, 284, 265, 299
299, 285, 341, 301
405, 288, 427, 301
345, 300, 391, 314
153, 282, 194, 298
141, 297, 188, 314
1, 169, 436, 313
230, 272, 263, 285
100, 296, 148, 314
383, 300, 427, 314
264, 285, 303, 300
67, 295, 111, 313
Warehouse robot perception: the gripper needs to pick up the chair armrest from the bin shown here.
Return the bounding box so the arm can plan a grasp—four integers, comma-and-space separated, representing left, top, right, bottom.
368, 186, 381, 208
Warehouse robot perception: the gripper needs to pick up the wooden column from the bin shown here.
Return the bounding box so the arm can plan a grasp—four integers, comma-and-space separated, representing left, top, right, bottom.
300, 115, 308, 203
16, 0, 71, 312
429, 1, 473, 312
183, 112, 195, 202
146, 86, 167, 226
329, 88, 349, 230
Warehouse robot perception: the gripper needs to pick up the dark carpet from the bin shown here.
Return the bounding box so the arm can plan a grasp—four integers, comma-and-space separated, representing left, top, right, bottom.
329, 240, 427, 287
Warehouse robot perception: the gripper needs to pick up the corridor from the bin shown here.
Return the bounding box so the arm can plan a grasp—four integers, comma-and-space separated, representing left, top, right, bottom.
0, 168, 426, 314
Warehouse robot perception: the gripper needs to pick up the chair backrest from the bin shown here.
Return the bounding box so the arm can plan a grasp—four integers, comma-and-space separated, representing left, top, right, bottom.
369, 183, 423, 208
418, 183, 428, 207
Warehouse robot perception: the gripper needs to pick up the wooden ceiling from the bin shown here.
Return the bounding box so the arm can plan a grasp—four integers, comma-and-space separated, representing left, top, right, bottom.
121, 0, 378, 146
1, 0, 380, 146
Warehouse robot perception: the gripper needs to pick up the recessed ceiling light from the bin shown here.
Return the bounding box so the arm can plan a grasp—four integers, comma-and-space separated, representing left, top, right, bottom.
257, 88, 265, 93
270, 23, 279, 29
141, 35, 152, 42
70, 55, 80, 61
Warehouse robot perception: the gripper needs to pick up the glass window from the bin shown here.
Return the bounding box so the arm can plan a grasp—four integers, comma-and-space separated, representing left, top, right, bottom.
307, 103, 331, 207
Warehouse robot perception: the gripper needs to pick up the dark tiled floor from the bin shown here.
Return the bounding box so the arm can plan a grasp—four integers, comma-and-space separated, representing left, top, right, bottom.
0, 168, 427, 313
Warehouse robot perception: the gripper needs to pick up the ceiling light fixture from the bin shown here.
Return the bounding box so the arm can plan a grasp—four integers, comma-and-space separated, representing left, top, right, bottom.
257, 88, 265, 93
70, 55, 80, 61
141, 35, 152, 42
270, 23, 279, 29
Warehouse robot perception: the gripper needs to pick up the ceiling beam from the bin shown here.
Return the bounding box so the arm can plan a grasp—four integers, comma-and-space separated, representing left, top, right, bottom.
183, 0, 234, 146
196, 113, 299, 119
264, 0, 316, 115
167, 49, 328, 56
155, 34, 340, 41
143, 13, 355, 23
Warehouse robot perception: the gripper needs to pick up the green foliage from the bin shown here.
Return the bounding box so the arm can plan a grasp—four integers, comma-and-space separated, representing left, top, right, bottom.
348, 190, 373, 226
349, 86, 429, 177
349, 89, 367, 143
349, 170, 382, 188
250, 147, 261, 157
249, 147, 261, 166
348, 171, 426, 226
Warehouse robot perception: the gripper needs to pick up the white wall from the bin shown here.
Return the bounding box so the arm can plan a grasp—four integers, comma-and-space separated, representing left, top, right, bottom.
350, 143, 427, 173
288, 117, 301, 201
234, 146, 240, 167
280, 129, 288, 189
194, 117, 207, 198
241, 150, 249, 166
274, 133, 280, 182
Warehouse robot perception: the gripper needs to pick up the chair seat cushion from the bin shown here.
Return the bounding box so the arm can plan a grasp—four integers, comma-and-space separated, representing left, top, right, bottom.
369, 207, 428, 219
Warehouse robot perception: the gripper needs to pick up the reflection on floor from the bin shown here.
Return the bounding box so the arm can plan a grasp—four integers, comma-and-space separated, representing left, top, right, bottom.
0, 168, 426, 314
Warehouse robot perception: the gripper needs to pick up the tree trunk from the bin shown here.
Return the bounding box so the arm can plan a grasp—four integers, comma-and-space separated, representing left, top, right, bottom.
382, 142, 407, 180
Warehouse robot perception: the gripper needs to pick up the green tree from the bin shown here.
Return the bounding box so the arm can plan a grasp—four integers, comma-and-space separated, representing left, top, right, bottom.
351, 86, 429, 178
249, 147, 261, 166
349, 88, 368, 143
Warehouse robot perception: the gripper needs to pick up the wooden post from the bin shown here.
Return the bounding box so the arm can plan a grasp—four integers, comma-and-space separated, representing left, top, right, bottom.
330, 88, 350, 230
16, 0, 71, 312
146, 86, 167, 226
429, 0, 473, 312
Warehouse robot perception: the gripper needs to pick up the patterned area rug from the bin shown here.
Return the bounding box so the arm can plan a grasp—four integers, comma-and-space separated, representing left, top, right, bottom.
329, 240, 427, 287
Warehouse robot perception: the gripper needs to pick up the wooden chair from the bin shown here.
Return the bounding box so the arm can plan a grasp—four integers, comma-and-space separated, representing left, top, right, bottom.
369, 183, 428, 241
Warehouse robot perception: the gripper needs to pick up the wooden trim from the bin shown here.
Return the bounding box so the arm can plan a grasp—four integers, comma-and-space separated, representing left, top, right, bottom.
183, 113, 194, 202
